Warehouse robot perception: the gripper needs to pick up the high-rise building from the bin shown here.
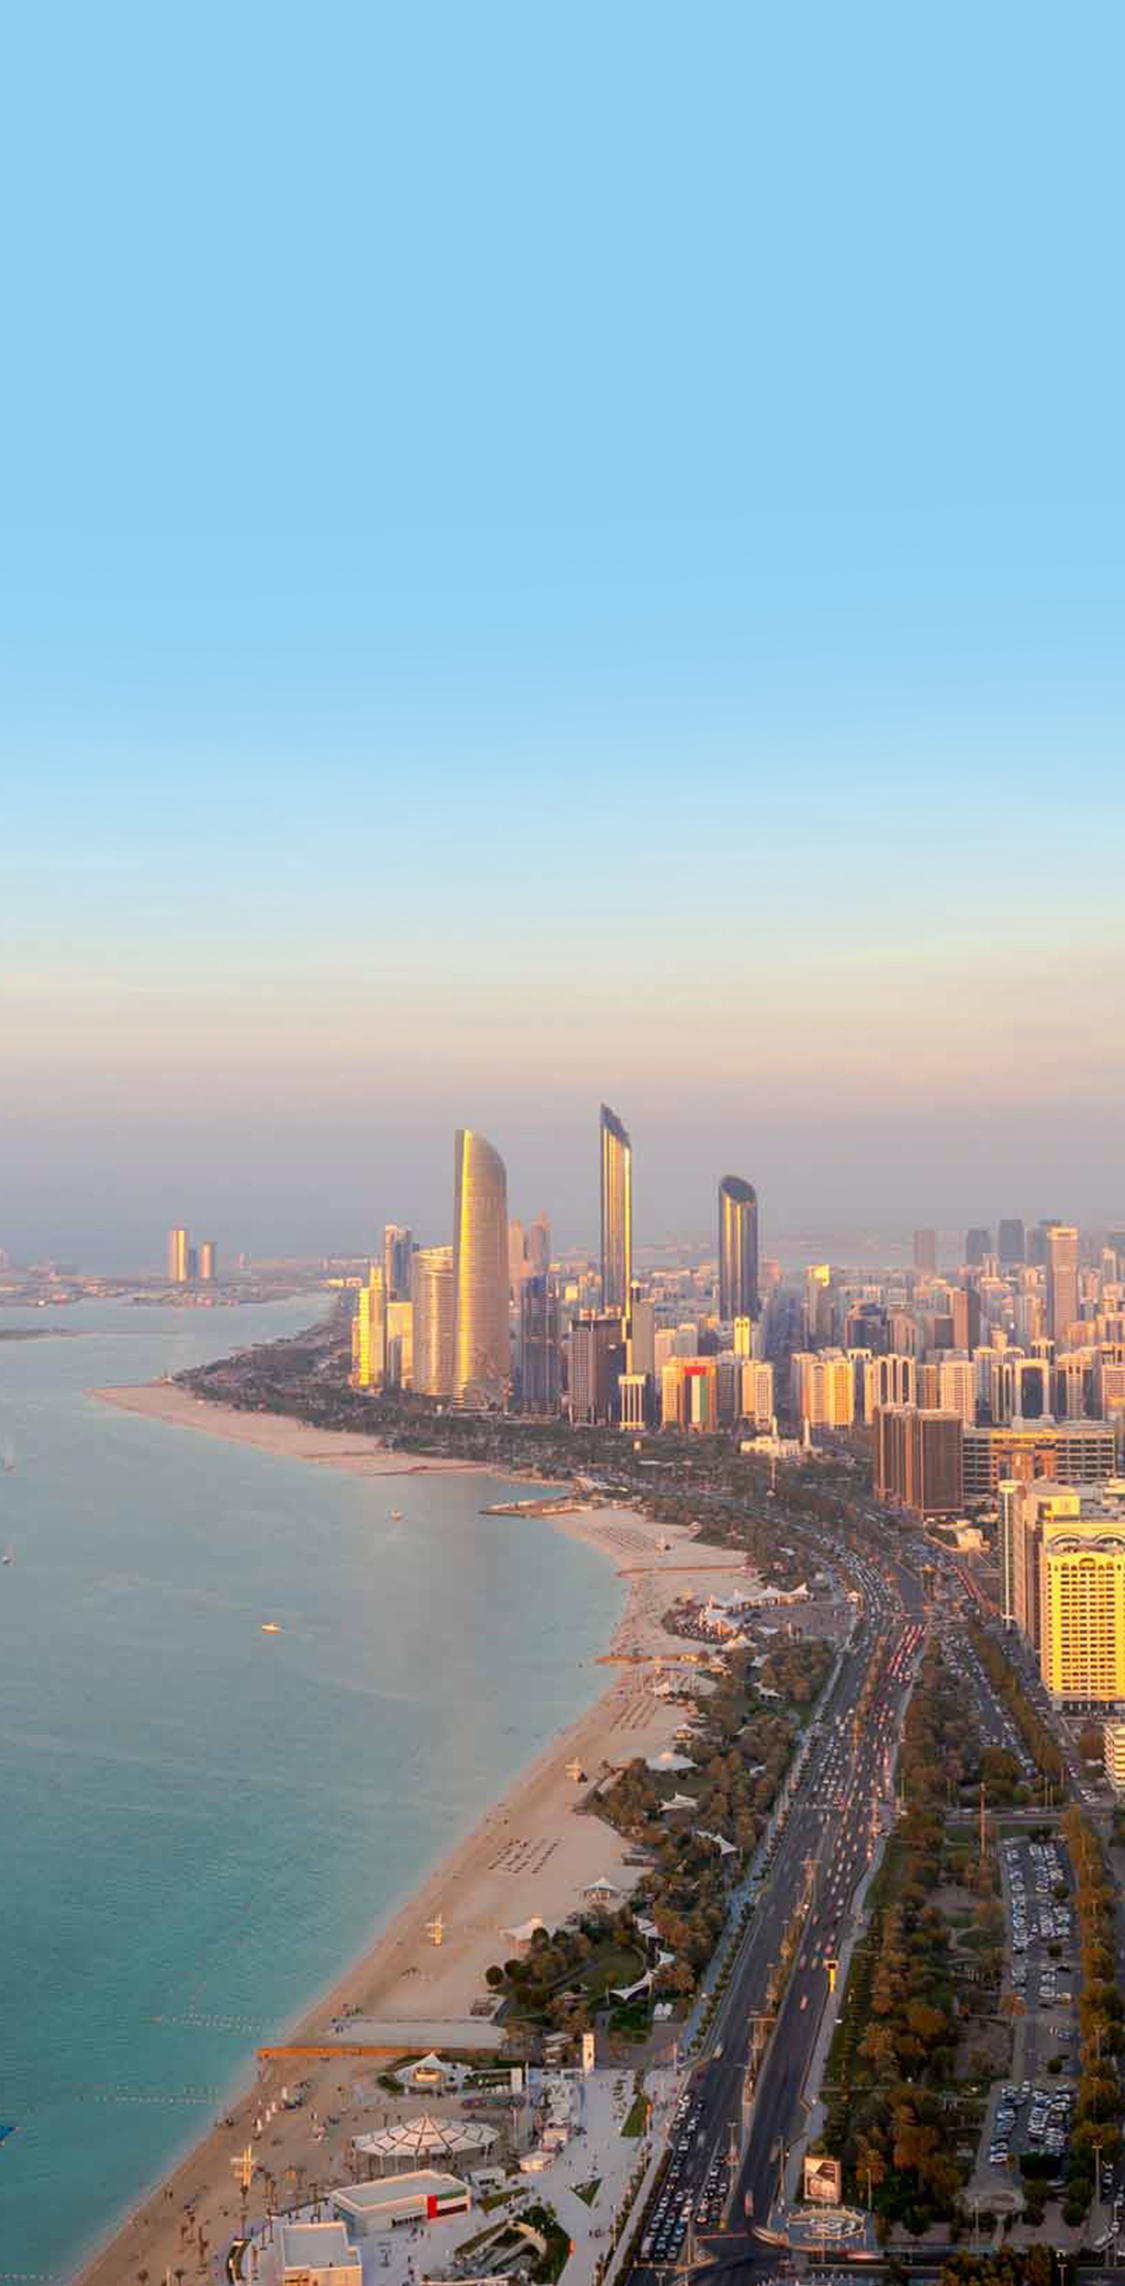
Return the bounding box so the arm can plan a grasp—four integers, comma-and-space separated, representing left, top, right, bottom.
384, 1225, 413, 1302
452, 1130, 510, 1407
1040, 1512, 1125, 1706
352, 1265, 386, 1389
998, 1479, 1019, 1626
411, 1245, 454, 1396
1045, 1224, 1080, 1342
198, 1239, 217, 1281
962, 1420, 1117, 1498
951, 1286, 982, 1352
998, 1219, 1026, 1266
525, 1213, 551, 1275
569, 1312, 625, 1424
740, 1359, 774, 1428
618, 1374, 647, 1432
865, 1353, 918, 1418
519, 1274, 561, 1411
871, 1405, 963, 1515
661, 1356, 719, 1432
599, 1105, 632, 1314
938, 1357, 976, 1429
627, 1292, 656, 1382
167, 1227, 189, 1283
791, 1350, 854, 1428
913, 1229, 937, 1274
386, 1299, 414, 1387
718, 1176, 759, 1323
965, 1227, 991, 1267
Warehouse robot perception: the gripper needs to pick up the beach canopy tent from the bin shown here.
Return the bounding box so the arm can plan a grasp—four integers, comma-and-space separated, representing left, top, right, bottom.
646, 1750, 694, 1773
610, 1969, 653, 2002
501, 1916, 558, 1945
661, 1793, 696, 1813
354, 2113, 498, 2175
402, 2051, 462, 2091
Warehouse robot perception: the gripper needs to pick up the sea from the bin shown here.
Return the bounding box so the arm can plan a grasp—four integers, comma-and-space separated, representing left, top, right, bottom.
0, 1298, 621, 2281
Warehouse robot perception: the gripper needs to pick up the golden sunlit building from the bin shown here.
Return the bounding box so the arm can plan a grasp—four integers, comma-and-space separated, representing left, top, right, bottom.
453, 1128, 509, 1406
661, 1356, 718, 1432
167, 1227, 189, 1283
1040, 1515, 1125, 1706
411, 1244, 454, 1396
600, 1104, 632, 1314
791, 1350, 854, 1428
386, 1298, 414, 1388
352, 1264, 386, 1389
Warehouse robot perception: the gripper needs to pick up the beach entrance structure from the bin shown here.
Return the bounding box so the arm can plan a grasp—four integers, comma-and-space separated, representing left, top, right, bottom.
353, 2114, 498, 2176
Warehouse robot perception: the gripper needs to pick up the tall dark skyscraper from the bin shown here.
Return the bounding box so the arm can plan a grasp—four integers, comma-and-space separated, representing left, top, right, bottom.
718, 1175, 759, 1321
998, 1218, 1025, 1266
913, 1228, 937, 1274
965, 1226, 991, 1266
599, 1104, 632, 1313
384, 1223, 413, 1301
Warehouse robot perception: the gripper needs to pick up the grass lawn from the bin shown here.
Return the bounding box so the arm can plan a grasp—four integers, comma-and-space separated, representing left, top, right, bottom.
573, 2178, 602, 2206
622, 2092, 649, 2136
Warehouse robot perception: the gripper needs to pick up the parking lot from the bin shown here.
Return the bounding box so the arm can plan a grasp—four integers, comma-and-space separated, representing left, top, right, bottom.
975, 1832, 1080, 2192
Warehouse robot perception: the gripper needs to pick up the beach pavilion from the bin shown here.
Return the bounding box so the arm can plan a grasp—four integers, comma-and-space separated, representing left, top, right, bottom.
353, 2113, 498, 2176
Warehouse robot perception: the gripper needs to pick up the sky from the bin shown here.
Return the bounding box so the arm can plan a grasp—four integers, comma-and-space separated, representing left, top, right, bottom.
1, 2, 1123, 1265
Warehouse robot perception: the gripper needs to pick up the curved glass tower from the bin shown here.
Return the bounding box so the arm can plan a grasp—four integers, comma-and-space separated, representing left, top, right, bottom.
718, 1175, 759, 1322
600, 1104, 632, 1314
453, 1130, 510, 1405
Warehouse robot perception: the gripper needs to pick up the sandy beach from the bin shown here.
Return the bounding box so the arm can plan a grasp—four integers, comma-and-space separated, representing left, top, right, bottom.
92, 1380, 503, 1475
72, 1389, 749, 2286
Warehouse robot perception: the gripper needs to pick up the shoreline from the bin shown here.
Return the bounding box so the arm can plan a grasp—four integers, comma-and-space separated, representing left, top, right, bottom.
90, 1379, 512, 1476
71, 1386, 749, 2286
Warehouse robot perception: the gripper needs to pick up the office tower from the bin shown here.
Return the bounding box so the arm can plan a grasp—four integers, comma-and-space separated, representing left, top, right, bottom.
599, 1105, 632, 1314
1040, 1513, 1125, 1706
871, 1405, 962, 1515
1026, 1224, 1049, 1268
961, 1420, 1117, 1498
187, 1245, 198, 1280
1045, 1224, 1080, 1342
384, 1224, 412, 1302
452, 1129, 510, 1406
998, 1218, 1025, 1266
951, 1286, 981, 1352
661, 1356, 719, 1432
519, 1274, 561, 1411
740, 1359, 774, 1428
386, 1299, 414, 1387
791, 1350, 855, 1428
627, 1293, 656, 1381
653, 1327, 677, 1380
352, 1265, 386, 1389
733, 1316, 753, 1359
718, 1176, 759, 1322
913, 1228, 937, 1274
965, 1227, 991, 1267
865, 1353, 918, 1417
508, 1219, 528, 1292
569, 1313, 626, 1424
998, 1479, 1019, 1626
411, 1245, 455, 1396
938, 1358, 976, 1429
167, 1227, 189, 1283
618, 1374, 647, 1432
198, 1240, 217, 1282
1055, 1350, 1091, 1421
525, 1213, 551, 1275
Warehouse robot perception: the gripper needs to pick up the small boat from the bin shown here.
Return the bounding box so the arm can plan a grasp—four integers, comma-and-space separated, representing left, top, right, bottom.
1, 1549, 11, 1566
388, 1508, 404, 1522
260, 1621, 281, 1633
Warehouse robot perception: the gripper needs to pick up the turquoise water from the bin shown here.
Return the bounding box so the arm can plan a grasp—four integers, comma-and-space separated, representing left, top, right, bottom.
0, 1300, 619, 2280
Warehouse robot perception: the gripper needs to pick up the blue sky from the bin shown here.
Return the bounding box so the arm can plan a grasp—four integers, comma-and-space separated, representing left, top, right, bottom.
1, 3, 1123, 1262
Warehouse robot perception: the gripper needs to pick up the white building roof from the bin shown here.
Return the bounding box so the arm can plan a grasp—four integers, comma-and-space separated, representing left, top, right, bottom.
353, 2113, 496, 2162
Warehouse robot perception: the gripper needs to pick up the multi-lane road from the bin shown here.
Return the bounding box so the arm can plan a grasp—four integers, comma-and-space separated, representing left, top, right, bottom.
630, 1541, 926, 2281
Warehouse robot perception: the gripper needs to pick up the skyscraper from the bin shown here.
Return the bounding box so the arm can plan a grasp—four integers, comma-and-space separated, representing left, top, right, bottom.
998, 1218, 1026, 1266
965, 1227, 991, 1266
525, 1213, 551, 1275
384, 1224, 412, 1302
411, 1244, 455, 1396
519, 1273, 560, 1411
453, 1129, 510, 1406
599, 1105, 632, 1314
718, 1176, 759, 1321
1045, 1223, 1079, 1342
198, 1239, 217, 1281
167, 1227, 189, 1283
913, 1229, 937, 1273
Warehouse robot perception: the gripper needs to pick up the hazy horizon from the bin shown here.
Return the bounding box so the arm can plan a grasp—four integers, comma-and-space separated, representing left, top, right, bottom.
3, 5, 1123, 1256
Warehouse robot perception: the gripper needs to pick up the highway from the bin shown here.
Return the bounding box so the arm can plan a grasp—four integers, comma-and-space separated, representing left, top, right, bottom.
630, 1538, 926, 2280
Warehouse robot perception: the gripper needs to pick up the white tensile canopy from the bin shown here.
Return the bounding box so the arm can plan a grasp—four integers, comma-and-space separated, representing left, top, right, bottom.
501, 1916, 557, 1944
354, 2113, 498, 2174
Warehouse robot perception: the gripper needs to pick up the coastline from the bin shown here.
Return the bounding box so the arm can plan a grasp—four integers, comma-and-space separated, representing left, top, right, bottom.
91, 1379, 506, 1475
71, 1386, 748, 2286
